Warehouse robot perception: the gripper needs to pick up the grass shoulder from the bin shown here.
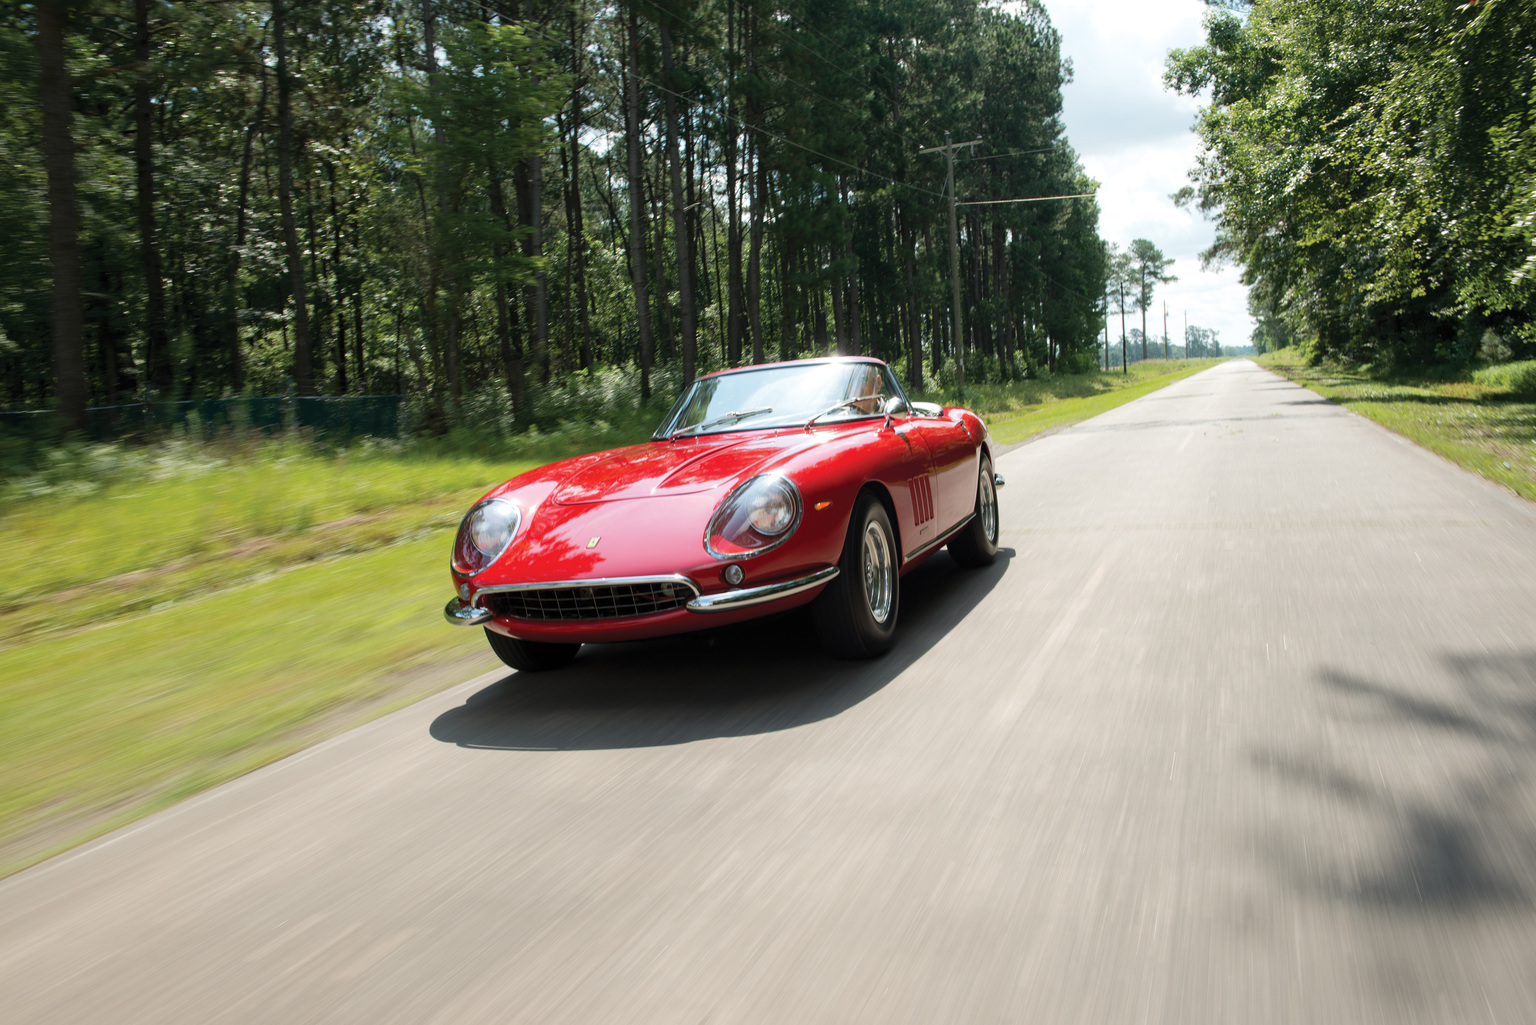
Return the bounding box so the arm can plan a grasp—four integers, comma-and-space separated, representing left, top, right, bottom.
1256, 348, 1536, 502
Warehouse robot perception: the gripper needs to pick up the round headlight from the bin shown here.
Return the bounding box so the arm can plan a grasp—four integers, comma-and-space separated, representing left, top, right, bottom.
452, 498, 521, 575
706, 475, 802, 559
747, 489, 795, 535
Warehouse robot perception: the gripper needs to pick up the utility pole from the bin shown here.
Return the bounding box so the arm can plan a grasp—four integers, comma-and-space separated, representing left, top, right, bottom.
920, 134, 981, 393
1163, 301, 1169, 360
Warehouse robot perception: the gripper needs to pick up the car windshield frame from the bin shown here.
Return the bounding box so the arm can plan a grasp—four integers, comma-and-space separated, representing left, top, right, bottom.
652, 360, 911, 440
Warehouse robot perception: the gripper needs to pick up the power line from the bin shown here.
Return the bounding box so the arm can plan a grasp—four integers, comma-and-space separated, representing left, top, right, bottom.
957, 192, 1095, 206
965, 145, 1064, 162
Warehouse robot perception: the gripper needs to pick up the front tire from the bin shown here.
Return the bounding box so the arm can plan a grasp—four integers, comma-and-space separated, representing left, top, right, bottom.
484, 628, 581, 672
811, 494, 900, 659
947, 454, 999, 568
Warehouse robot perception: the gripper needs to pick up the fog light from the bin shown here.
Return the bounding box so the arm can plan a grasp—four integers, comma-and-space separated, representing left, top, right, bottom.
458, 582, 470, 599
722, 564, 745, 586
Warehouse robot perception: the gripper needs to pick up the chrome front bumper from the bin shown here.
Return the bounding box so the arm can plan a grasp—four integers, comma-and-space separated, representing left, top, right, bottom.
684, 565, 840, 613
444, 596, 493, 626
444, 565, 839, 625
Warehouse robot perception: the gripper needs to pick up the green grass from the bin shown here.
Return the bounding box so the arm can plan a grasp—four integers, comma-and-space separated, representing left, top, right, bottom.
0, 428, 653, 877
1257, 349, 1536, 502
0, 361, 1221, 878
0, 535, 501, 878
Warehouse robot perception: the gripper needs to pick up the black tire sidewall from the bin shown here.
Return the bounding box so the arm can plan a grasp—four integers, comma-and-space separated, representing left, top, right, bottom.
975, 455, 999, 555
484, 628, 581, 672
821, 495, 899, 655
948, 455, 999, 567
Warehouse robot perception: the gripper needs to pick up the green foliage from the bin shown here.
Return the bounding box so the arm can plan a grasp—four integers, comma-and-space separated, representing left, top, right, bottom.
3, 0, 1113, 425
1167, 0, 1536, 366
1472, 360, 1536, 400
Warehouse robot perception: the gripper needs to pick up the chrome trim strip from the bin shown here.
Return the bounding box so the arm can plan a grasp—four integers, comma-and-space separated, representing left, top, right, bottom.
471, 574, 700, 600
904, 513, 975, 561
444, 596, 494, 627
686, 566, 839, 613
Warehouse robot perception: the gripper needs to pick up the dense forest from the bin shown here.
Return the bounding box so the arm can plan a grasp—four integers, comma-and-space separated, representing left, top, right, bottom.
1168, 0, 1536, 367
2, 0, 1114, 433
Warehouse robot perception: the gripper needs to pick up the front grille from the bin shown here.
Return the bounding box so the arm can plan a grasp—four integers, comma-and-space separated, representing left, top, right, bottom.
482, 580, 695, 621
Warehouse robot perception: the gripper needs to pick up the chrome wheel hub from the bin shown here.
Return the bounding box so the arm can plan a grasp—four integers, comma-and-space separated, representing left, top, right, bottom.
862, 520, 894, 624
980, 467, 998, 543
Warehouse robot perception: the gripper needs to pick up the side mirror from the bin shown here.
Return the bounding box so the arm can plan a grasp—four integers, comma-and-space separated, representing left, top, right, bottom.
883, 395, 910, 429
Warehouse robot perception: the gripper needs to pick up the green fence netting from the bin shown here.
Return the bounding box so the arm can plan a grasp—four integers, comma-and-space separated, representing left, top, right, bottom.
0, 395, 402, 442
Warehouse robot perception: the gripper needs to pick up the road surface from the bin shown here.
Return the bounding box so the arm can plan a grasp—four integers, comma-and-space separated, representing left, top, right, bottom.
4, 360, 1536, 1023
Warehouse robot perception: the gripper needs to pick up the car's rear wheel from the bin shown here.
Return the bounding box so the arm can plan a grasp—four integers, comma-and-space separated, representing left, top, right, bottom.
947, 454, 999, 568
811, 493, 900, 659
484, 628, 581, 672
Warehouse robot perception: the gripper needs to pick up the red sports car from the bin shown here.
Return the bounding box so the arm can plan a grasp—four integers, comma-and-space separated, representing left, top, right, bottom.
444, 357, 1003, 669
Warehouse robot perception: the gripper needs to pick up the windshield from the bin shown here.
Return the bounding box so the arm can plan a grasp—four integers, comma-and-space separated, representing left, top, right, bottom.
654, 361, 904, 439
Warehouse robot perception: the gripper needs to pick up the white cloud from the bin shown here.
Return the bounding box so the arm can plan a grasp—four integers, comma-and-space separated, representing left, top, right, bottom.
1033, 0, 1254, 348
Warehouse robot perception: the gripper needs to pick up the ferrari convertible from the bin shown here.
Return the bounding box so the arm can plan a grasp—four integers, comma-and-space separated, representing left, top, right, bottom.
443, 356, 1002, 669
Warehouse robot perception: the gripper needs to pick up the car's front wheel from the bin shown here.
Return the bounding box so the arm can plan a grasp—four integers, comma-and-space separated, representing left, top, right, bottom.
947, 454, 1000, 568
811, 493, 900, 659
484, 628, 581, 672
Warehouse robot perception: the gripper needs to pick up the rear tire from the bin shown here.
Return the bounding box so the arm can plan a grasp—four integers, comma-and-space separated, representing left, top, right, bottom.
948, 455, 999, 568
811, 494, 900, 659
484, 628, 581, 672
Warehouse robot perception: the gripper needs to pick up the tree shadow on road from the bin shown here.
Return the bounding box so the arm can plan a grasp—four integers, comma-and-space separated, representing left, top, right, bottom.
429, 549, 1014, 751
1250, 651, 1536, 913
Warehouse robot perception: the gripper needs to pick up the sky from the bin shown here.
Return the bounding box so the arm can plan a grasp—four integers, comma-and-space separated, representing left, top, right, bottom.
1031, 0, 1255, 349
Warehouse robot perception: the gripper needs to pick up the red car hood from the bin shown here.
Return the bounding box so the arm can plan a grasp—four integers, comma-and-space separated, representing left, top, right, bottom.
550, 431, 813, 505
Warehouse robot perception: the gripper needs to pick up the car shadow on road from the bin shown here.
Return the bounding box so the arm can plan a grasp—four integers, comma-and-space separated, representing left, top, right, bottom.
1249, 650, 1536, 913
429, 548, 1014, 751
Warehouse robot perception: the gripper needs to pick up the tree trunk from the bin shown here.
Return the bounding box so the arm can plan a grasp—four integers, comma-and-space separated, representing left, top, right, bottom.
486, 160, 525, 418
35, 0, 85, 431
132, 0, 173, 396
659, 18, 696, 385
900, 212, 919, 389
274, 0, 313, 394
623, 4, 653, 400
747, 132, 765, 365
830, 248, 846, 355
423, 0, 462, 400
566, 11, 592, 370
531, 152, 547, 382
842, 179, 861, 356
725, 0, 742, 366
224, 41, 268, 394
351, 275, 366, 392
780, 245, 797, 362
325, 162, 348, 393
651, 160, 671, 355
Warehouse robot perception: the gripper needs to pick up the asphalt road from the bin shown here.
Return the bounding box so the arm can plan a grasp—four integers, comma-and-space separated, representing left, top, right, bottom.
5, 359, 1536, 1024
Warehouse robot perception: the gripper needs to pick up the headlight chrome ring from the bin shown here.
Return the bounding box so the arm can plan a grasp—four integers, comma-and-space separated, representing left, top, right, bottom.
452, 497, 522, 576
705, 474, 803, 561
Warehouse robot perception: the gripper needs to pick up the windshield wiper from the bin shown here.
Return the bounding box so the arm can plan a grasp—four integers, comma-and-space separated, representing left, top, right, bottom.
670, 406, 774, 439
803, 396, 879, 430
